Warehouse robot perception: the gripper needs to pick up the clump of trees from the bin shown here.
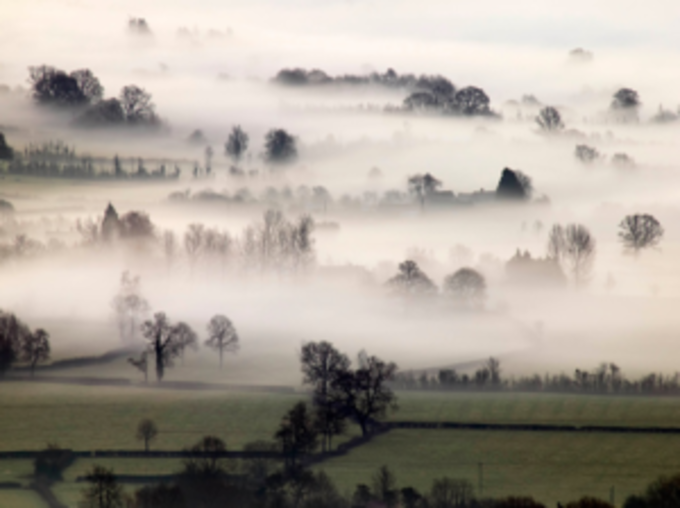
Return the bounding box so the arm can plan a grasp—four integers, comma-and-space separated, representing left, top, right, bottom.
0, 310, 50, 377
402, 84, 496, 118
27, 65, 161, 128
443, 268, 487, 308
387, 260, 438, 296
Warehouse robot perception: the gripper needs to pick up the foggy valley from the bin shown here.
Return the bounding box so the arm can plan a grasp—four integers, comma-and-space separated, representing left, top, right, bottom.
3, 1, 680, 507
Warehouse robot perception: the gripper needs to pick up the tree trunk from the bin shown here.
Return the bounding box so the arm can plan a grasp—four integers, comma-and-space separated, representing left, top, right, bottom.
145, 438, 149, 453
219, 347, 223, 369
155, 343, 164, 382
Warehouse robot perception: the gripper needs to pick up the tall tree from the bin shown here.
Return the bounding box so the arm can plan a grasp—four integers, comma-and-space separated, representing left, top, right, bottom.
275, 402, 319, 469
140, 313, 198, 381
0, 133, 14, 161
205, 315, 239, 369
111, 271, 149, 344
225, 125, 249, 164
496, 168, 532, 201
300, 341, 350, 451
547, 223, 596, 288
618, 214, 664, 257
20, 328, 50, 376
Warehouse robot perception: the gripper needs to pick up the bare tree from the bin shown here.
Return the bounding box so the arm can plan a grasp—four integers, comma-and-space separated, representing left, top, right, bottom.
205, 315, 239, 369
111, 271, 149, 344
618, 214, 664, 257
141, 313, 198, 381
119, 85, 156, 124
184, 223, 205, 273
275, 402, 318, 469
547, 223, 596, 288
21, 329, 50, 376
536, 106, 564, 132
443, 268, 487, 308
80, 465, 125, 508
136, 418, 158, 452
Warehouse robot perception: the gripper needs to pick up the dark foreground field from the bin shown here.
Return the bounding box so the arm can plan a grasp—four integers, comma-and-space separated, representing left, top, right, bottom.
3, 383, 680, 506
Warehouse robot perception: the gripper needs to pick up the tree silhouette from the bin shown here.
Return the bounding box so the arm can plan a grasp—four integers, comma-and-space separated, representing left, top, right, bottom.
0, 311, 31, 377
333, 354, 398, 436
547, 223, 596, 288
575, 145, 600, 164
225, 126, 249, 164
0, 133, 14, 161
141, 313, 198, 381
80, 465, 125, 508
205, 315, 239, 369
452, 86, 491, 116
443, 268, 487, 308
300, 341, 350, 451
536, 106, 564, 132
119, 85, 156, 125
111, 271, 149, 345
265, 129, 297, 164
275, 402, 319, 469
20, 328, 50, 376
408, 173, 442, 209
496, 168, 533, 201
28, 65, 90, 107
618, 214, 664, 257
136, 418, 158, 452
387, 260, 437, 296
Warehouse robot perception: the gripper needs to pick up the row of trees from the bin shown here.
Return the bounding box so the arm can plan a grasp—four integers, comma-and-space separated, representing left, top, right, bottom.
396, 358, 680, 396
0, 310, 50, 376
28, 65, 160, 128
0, 137, 183, 179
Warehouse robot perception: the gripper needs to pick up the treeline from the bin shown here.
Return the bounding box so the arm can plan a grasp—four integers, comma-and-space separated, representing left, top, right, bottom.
5, 140, 182, 179
395, 358, 680, 396
273, 67, 497, 118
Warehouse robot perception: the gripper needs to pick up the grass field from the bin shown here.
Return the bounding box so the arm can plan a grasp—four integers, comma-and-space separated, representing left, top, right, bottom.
5, 382, 680, 506
314, 429, 680, 506
5, 384, 680, 453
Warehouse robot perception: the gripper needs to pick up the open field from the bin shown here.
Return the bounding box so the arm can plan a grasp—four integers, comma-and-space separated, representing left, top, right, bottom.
314, 429, 680, 506
6, 383, 680, 505
5, 383, 680, 452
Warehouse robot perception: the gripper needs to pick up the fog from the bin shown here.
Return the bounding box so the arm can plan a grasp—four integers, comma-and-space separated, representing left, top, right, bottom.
2, 0, 680, 387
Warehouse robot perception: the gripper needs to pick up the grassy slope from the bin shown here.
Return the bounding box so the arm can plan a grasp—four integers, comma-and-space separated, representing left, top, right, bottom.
314, 429, 680, 507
